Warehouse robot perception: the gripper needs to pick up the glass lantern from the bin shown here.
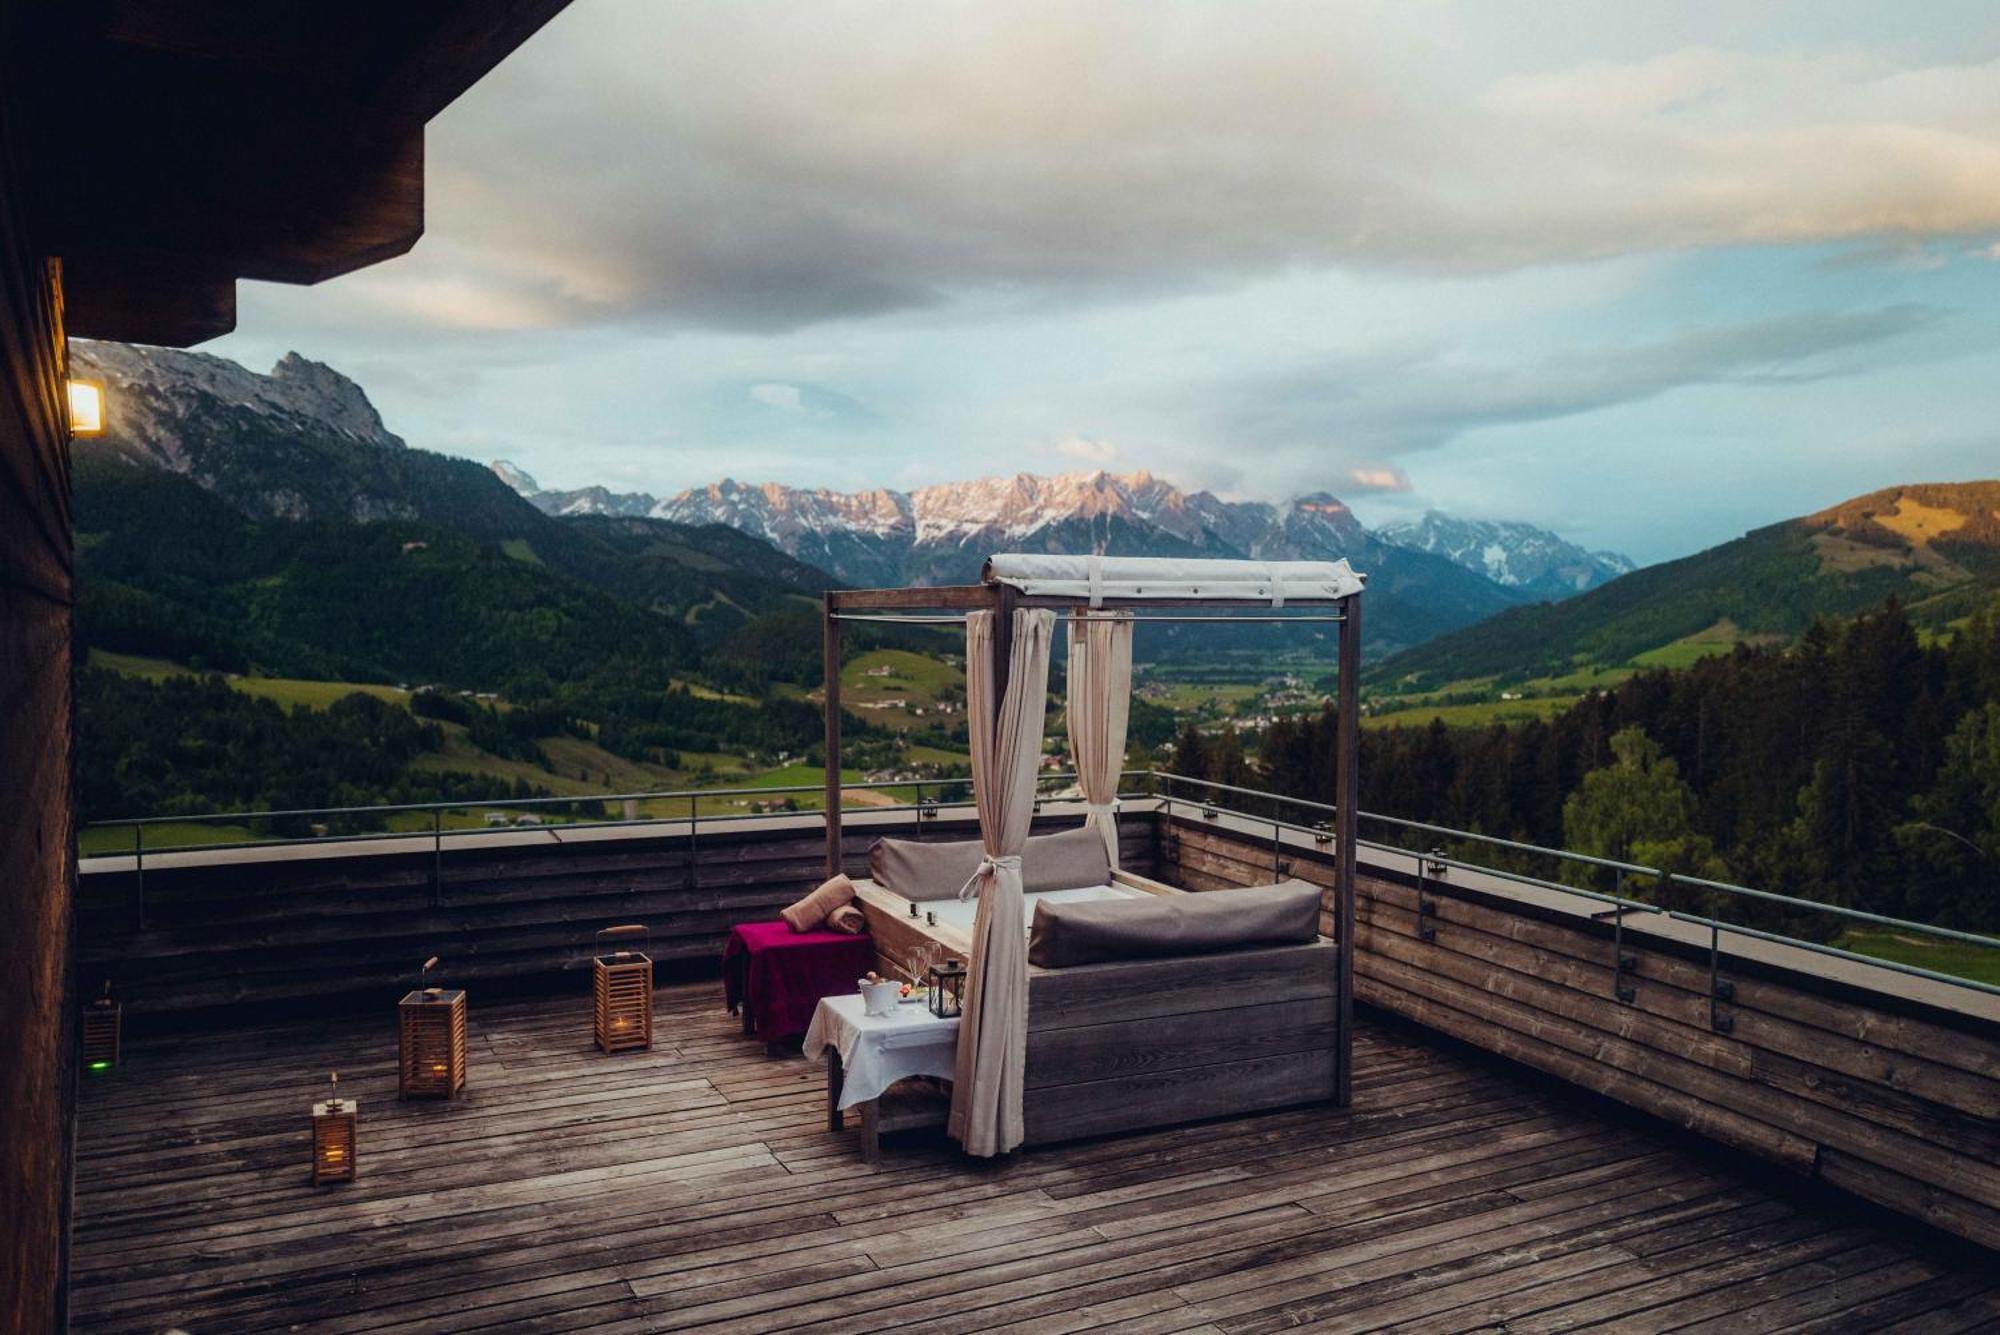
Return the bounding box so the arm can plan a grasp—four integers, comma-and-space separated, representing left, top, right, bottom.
928, 959, 967, 1019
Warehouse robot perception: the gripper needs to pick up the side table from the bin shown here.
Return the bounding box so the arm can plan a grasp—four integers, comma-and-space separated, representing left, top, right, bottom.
803, 993, 957, 1161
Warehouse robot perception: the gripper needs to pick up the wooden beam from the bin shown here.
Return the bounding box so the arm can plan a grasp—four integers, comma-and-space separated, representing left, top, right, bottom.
828, 585, 1348, 615
826, 585, 996, 612
96, 2, 575, 122
59, 250, 235, 346
1333, 591, 1360, 1106
6, 1, 574, 346
822, 597, 842, 880
365, 0, 579, 121
1014, 594, 1348, 611
35, 70, 428, 286
991, 582, 1018, 719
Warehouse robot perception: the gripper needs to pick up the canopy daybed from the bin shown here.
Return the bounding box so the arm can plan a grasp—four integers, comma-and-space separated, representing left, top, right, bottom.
821, 554, 1364, 1155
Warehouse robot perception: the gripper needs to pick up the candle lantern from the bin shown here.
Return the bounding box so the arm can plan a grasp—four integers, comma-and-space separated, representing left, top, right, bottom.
593, 924, 653, 1054
928, 958, 967, 1019
81, 979, 121, 1071
311, 1072, 358, 1184
398, 957, 467, 1098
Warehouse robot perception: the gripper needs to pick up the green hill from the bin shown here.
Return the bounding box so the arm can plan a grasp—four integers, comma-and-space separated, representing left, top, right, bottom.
73, 454, 703, 693
1374, 481, 2000, 692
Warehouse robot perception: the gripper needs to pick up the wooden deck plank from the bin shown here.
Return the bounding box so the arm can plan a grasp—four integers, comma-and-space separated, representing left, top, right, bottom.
68, 983, 2000, 1333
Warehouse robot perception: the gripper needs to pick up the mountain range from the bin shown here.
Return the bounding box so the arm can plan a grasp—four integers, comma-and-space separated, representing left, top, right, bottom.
1377, 480, 2000, 688
67, 341, 835, 694
497, 465, 1633, 651
75, 338, 1989, 700
1378, 512, 1634, 599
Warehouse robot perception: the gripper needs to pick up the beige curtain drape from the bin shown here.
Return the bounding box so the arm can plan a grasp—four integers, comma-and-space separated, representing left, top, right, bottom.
949, 606, 1055, 1157
1066, 612, 1134, 868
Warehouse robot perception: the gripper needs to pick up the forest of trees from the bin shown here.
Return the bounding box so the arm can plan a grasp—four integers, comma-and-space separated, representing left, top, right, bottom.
1173, 598, 2000, 933
75, 669, 537, 833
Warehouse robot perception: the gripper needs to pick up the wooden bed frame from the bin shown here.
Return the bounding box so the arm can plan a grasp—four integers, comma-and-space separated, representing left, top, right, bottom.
853, 868, 1340, 1145
823, 565, 1361, 1129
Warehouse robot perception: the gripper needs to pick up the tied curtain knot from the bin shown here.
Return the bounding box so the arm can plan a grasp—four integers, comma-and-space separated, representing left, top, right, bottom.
958, 853, 1023, 902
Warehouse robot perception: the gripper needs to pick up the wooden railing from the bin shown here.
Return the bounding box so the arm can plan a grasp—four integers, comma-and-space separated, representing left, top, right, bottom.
74, 803, 1158, 1020
1164, 805, 2000, 1254
75, 791, 1999, 1249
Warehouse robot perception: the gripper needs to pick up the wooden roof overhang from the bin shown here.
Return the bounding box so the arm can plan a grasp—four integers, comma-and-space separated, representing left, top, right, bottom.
4, 0, 573, 346
820, 571, 1363, 1104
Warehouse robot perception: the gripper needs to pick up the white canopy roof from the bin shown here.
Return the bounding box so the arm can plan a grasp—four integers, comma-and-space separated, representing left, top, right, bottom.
981, 553, 1364, 606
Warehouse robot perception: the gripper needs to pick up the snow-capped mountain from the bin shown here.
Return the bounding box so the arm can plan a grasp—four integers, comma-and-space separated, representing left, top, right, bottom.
1379, 511, 1634, 600
493, 467, 1596, 651
510, 474, 656, 519
488, 459, 541, 496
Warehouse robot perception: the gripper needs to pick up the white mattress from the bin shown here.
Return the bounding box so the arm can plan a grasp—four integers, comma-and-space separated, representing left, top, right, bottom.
913, 883, 1144, 938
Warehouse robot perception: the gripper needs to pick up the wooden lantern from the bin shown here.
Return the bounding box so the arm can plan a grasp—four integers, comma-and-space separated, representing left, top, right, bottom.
928, 958, 967, 1019
593, 924, 653, 1054
82, 980, 120, 1071
311, 1071, 358, 1184
398, 957, 467, 1098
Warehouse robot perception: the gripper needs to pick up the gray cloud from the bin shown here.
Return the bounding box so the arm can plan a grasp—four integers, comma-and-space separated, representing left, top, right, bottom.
396, 3, 2000, 335
1204, 304, 1943, 457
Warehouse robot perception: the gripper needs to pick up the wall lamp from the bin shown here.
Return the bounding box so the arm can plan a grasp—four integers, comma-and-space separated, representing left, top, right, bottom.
67, 378, 105, 437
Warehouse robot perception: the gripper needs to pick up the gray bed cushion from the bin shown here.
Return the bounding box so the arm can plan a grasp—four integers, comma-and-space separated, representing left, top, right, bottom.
1028, 879, 1321, 968
869, 824, 1113, 901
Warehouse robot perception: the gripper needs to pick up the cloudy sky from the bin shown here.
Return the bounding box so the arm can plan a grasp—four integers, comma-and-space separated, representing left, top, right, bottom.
210, 0, 2000, 563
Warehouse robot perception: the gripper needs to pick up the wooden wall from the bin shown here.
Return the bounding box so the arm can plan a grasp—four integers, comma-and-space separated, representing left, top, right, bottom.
1162, 809, 2000, 1253
76, 808, 1158, 1021
1025, 941, 1338, 1145
0, 108, 77, 1333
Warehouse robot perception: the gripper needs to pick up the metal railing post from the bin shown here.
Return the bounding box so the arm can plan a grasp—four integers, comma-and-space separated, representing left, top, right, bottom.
1612, 869, 1635, 1003
1415, 848, 1437, 942
686, 795, 698, 893
134, 824, 146, 930
1705, 885, 1735, 1033
432, 809, 443, 908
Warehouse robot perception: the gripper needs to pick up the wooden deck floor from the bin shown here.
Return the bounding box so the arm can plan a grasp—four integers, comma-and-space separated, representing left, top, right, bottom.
72, 983, 2000, 1333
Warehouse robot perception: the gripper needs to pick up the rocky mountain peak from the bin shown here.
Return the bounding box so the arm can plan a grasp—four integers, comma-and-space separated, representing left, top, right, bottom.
1380, 510, 1634, 599
70, 340, 405, 474
491, 459, 541, 495
267, 352, 397, 446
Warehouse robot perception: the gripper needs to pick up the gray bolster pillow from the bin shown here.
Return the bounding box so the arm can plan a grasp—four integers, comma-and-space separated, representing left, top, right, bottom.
869, 824, 1113, 901
1028, 879, 1321, 968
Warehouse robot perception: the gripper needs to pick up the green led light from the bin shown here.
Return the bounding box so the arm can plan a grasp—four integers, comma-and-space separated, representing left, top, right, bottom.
87, 1061, 111, 1072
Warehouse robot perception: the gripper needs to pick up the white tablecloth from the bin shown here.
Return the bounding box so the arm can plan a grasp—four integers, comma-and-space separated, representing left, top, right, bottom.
802, 993, 960, 1110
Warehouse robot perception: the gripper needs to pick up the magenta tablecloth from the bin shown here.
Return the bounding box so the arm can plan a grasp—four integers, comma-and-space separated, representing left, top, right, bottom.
723, 920, 876, 1044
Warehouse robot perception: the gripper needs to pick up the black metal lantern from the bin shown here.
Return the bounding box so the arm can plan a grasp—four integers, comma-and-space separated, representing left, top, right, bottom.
928, 958, 966, 1019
